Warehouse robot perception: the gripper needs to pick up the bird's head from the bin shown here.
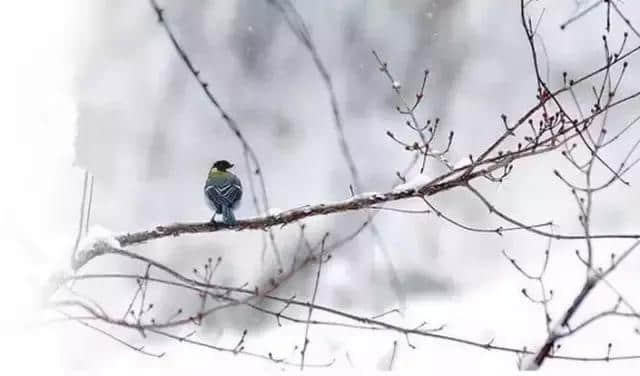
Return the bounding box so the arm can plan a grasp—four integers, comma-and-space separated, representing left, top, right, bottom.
212, 160, 234, 172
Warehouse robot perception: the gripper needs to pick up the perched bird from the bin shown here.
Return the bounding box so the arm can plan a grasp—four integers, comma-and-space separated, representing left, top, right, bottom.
204, 160, 243, 225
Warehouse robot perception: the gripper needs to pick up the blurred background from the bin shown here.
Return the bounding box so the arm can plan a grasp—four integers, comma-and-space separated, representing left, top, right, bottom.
3, 0, 640, 373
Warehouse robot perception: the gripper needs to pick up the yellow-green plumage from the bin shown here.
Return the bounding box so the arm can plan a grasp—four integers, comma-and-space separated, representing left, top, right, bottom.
208, 169, 227, 179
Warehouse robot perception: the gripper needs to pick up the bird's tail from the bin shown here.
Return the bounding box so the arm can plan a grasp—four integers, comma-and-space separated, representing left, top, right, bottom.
221, 205, 236, 225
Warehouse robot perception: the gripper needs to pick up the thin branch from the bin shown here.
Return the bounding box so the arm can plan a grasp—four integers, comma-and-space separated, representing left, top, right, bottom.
300, 234, 328, 370
559, 1, 602, 31
85, 174, 94, 235
71, 171, 89, 264
147, 0, 283, 270
57, 310, 165, 358
149, 328, 334, 368
57, 274, 640, 363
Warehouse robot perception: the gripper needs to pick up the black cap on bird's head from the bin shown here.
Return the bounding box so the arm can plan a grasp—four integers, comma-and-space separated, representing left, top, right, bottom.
213, 160, 234, 171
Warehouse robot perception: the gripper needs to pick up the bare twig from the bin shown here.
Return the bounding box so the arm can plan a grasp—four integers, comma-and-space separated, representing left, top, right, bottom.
71, 171, 90, 265
300, 233, 328, 370
148, 0, 283, 271
57, 310, 165, 358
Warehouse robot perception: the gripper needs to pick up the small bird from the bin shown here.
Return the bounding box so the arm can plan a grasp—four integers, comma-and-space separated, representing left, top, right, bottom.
204, 160, 243, 225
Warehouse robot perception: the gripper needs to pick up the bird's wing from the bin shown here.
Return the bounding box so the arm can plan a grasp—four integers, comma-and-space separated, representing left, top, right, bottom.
205, 175, 242, 208
230, 174, 242, 205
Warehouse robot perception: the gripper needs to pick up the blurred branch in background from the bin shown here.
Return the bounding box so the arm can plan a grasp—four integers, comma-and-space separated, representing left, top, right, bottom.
266, 0, 408, 313
147, 0, 284, 271
49, 0, 640, 371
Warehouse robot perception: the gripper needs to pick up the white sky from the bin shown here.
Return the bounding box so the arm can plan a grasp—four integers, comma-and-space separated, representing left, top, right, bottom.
1, 2, 80, 374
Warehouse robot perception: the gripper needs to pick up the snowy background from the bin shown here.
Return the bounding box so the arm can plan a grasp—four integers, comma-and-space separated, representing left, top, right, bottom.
3, 0, 640, 374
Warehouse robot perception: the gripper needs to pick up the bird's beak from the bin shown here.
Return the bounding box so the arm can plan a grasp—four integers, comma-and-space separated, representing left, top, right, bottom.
229, 164, 234, 168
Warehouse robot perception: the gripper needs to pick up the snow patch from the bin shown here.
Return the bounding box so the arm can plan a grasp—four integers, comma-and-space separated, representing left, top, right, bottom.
519, 353, 540, 370
353, 191, 377, 199
77, 225, 120, 252
393, 173, 432, 192
265, 208, 282, 216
